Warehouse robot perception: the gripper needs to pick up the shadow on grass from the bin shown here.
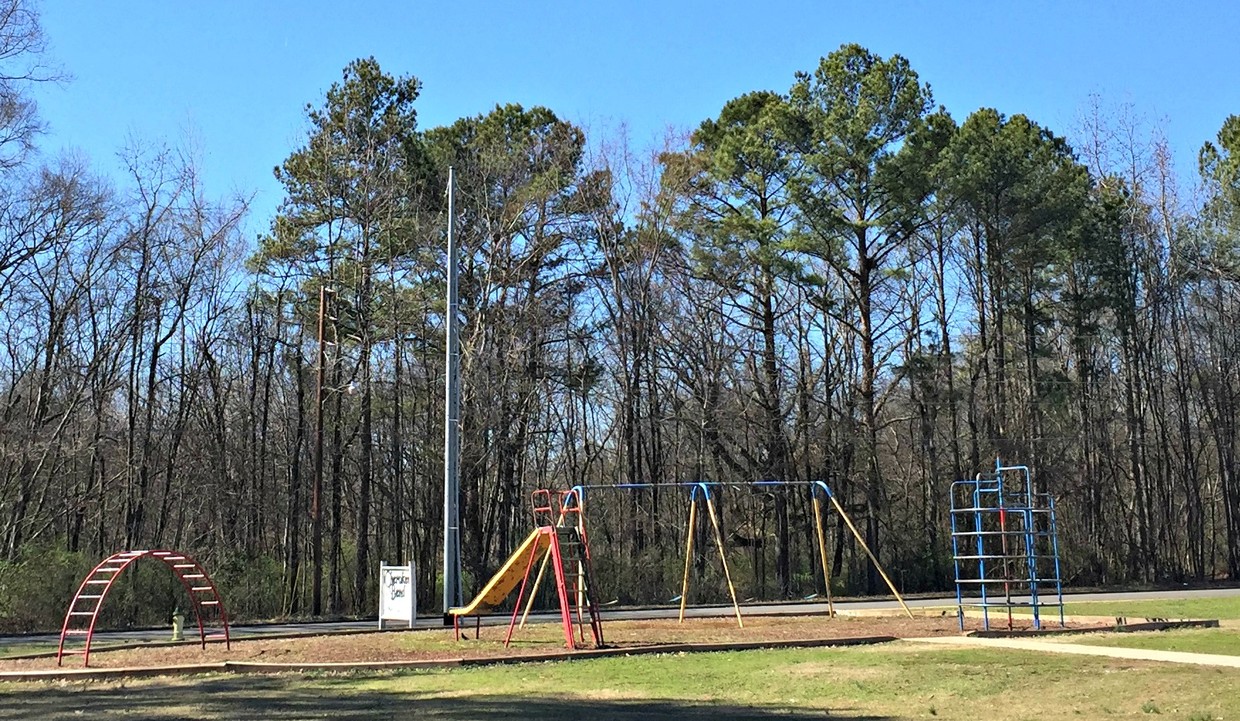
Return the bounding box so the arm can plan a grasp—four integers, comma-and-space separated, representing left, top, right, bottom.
0, 674, 895, 720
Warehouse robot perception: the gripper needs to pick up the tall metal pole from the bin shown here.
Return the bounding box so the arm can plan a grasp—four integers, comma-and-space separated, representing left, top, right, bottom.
311, 285, 329, 617
442, 166, 463, 619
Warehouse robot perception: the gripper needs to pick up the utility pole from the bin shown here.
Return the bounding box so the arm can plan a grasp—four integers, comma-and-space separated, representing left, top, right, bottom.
443, 166, 463, 620
312, 284, 332, 617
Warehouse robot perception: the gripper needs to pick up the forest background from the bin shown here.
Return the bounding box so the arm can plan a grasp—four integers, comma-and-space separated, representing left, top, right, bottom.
2, 1, 1240, 630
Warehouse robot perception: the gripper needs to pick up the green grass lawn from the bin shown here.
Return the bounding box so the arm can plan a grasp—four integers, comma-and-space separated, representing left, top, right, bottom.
1, 643, 1237, 720
1063, 595, 1240, 621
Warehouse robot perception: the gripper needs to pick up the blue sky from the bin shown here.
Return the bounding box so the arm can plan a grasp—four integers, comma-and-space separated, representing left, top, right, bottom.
31, 1, 1240, 239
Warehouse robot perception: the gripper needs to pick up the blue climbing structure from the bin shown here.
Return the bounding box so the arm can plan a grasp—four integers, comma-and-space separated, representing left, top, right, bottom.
950, 459, 1064, 631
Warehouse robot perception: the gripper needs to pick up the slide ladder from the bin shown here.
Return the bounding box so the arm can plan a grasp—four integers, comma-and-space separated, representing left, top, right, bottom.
552, 508, 604, 648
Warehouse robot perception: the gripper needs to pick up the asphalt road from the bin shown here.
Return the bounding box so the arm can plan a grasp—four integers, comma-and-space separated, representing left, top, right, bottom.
4, 587, 1237, 650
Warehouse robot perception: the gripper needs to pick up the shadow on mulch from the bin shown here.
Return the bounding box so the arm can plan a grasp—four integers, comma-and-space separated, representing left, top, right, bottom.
0, 674, 892, 720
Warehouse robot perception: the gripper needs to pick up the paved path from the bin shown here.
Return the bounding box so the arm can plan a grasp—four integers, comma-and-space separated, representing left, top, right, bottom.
3, 586, 1237, 650
908, 635, 1240, 668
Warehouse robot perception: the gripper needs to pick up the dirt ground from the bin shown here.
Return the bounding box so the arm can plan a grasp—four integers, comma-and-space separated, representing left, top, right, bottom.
2, 611, 1074, 672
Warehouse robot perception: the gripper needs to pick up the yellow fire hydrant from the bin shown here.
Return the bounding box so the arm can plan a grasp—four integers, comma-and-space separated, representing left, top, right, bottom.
171, 607, 185, 642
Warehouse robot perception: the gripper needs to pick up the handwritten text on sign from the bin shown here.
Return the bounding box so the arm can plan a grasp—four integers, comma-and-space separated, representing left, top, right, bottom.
379, 563, 416, 628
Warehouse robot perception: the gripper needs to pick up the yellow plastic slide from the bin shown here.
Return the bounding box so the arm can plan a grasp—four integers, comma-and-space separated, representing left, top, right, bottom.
449, 528, 550, 616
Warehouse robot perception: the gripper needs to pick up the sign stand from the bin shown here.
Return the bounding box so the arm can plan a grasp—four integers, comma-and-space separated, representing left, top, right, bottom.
379, 561, 416, 629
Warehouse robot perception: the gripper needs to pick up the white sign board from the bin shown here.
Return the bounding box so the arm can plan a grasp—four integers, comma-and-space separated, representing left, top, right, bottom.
379, 561, 416, 629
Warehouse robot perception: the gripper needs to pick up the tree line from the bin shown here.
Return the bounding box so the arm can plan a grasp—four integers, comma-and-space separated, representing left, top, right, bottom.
2, 4, 1240, 628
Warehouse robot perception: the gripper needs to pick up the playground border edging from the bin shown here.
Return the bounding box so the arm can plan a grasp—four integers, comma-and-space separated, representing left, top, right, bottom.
0, 624, 417, 662
969, 618, 1219, 638
0, 635, 898, 683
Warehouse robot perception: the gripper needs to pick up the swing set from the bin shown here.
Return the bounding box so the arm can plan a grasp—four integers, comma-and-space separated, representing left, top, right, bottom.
580, 480, 913, 626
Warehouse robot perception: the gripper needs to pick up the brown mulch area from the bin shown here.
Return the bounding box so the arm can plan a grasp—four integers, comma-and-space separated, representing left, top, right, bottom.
0, 612, 1056, 672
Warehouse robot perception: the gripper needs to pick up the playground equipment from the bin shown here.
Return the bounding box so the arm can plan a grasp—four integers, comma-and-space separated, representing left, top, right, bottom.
579, 480, 912, 624
57, 549, 231, 667
950, 459, 1065, 631
450, 488, 603, 650
810, 482, 912, 619
449, 479, 912, 644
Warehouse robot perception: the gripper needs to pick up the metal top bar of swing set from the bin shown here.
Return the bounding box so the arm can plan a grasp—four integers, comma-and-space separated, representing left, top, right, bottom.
576, 479, 840, 494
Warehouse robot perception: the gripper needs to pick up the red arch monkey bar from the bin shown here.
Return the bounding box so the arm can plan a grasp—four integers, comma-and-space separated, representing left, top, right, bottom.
57, 549, 231, 667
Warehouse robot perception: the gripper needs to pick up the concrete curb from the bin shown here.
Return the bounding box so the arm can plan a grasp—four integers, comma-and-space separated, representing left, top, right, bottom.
0, 635, 898, 683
